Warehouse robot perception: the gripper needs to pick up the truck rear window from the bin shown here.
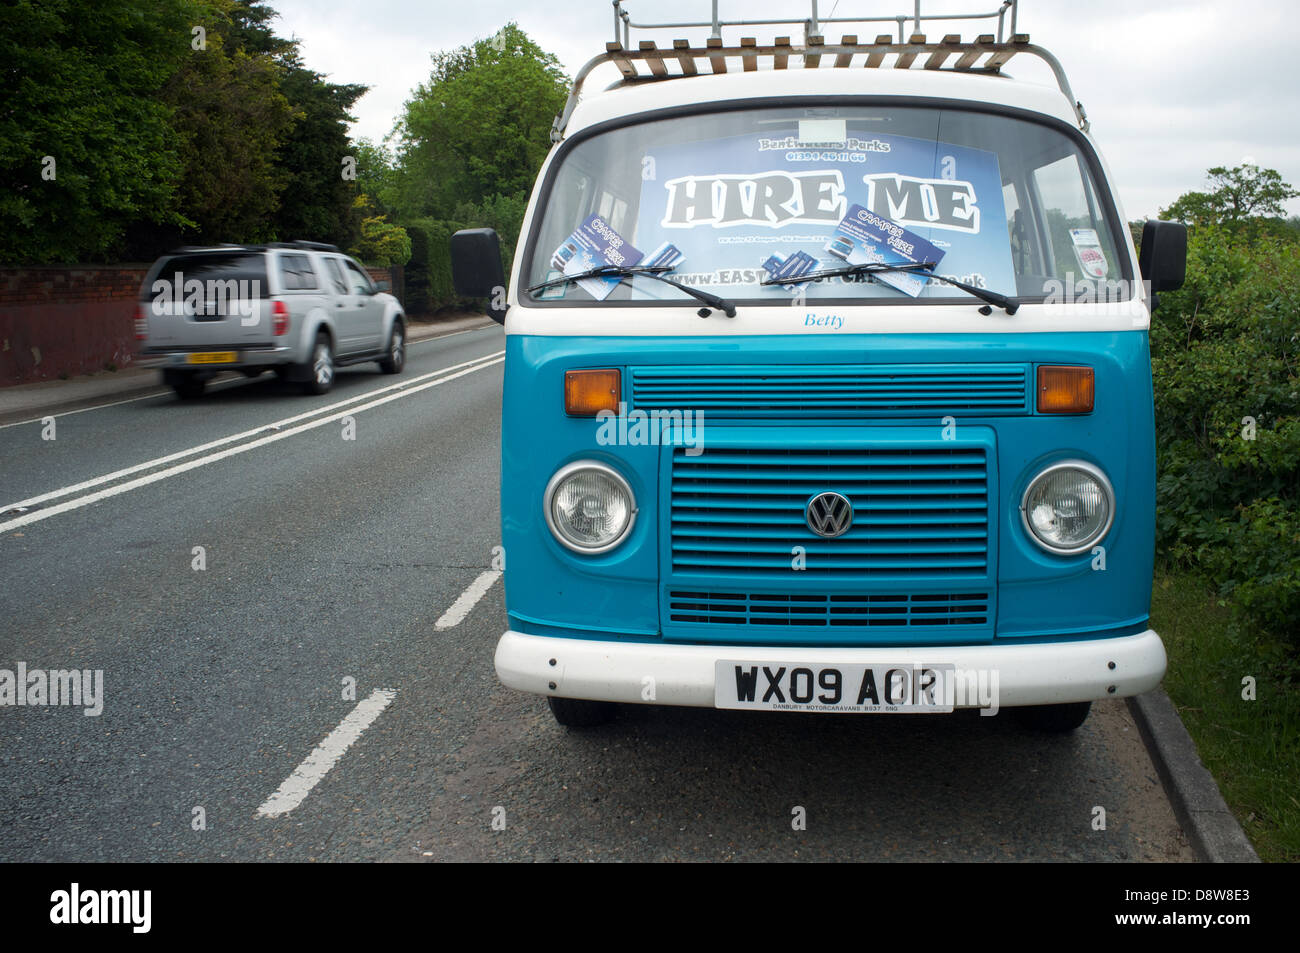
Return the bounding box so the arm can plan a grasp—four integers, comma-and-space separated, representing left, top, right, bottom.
147, 252, 270, 299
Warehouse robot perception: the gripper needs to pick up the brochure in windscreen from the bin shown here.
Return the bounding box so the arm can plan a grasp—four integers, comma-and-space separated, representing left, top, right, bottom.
544, 214, 643, 300
629, 241, 687, 299
825, 204, 946, 297
760, 251, 821, 294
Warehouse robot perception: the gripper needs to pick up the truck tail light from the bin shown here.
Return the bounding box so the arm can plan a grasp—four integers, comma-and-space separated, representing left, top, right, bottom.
1037, 365, 1094, 414
565, 368, 620, 416
135, 303, 148, 341
272, 300, 290, 336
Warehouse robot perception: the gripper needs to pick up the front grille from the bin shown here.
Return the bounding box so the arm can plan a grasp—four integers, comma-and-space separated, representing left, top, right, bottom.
670, 445, 990, 578
631, 364, 1030, 418
668, 590, 991, 627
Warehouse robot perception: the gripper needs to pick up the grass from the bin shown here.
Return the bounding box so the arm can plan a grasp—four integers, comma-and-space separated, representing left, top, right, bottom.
1151, 568, 1300, 862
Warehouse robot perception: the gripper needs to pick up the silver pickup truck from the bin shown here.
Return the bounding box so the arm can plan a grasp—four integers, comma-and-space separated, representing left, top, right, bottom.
136, 241, 406, 398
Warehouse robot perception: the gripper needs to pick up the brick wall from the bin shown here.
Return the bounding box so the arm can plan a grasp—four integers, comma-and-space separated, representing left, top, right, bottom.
0, 266, 149, 385
1, 263, 405, 386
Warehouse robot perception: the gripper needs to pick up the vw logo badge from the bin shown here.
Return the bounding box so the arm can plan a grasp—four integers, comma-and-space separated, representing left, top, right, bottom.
805, 492, 854, 538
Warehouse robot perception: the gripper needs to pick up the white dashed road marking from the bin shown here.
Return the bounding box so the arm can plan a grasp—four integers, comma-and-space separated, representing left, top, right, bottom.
435, 570, 502, 630
256, 689, 397, 818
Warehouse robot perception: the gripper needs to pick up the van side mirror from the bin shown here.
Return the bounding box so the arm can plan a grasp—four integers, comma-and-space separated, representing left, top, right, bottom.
1138, 220, 1187, 297
451, 228, 507, 324
374, 278, 392, 294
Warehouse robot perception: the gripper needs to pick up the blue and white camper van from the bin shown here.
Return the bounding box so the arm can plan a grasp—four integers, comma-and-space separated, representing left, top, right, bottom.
452, 1, 1187, 731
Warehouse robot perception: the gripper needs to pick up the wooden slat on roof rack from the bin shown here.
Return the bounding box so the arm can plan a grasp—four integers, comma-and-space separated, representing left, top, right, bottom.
986, 33, 1029, 69
639, 40, 666, 77
895, 33, 925, 69
672, 38, 697, 75
955, 34, 994, 69
925, 34, 961, 69
774, 36, 790, 69
606, 41, 636, 78
706, 36, 726, 74
741, 37, 758, 72
835, 36, 857, 68
865, 35, 893, 68
804, 34, 824, 68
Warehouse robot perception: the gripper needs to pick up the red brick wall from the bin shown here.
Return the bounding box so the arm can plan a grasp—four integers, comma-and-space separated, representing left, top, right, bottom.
0, 266, 148, 385
0, 263, 402, 386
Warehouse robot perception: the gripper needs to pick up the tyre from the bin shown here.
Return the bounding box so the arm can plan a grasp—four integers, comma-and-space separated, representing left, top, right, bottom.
302, 332, 334, 395
1012, 701, 1092, 733
378, 321, 405, 374
547, 696, 616, 728
169, 373, 205, 400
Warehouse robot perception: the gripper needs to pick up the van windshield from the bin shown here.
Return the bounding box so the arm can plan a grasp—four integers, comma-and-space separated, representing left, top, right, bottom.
524, 104, 1127, 307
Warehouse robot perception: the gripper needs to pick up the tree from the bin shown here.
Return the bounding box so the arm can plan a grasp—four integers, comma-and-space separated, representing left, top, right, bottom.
1162, 164, 1299, 228
349, 195, 411, 267
0, 0, 200, 262
390, 23, 567, 230
148, 2, 297, 253
267, 60, 367, 246
352, 138, 400, 218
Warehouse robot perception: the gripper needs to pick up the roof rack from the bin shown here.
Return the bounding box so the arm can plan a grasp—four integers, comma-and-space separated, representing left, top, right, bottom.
267, 241, 342, 252
552, 1, 1087, 141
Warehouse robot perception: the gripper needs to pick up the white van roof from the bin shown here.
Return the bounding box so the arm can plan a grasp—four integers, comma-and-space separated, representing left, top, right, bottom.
554, 3, 1089, 141
566, 66, 1083, 138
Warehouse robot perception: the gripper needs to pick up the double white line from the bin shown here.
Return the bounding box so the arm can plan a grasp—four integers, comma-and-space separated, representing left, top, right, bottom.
0, 351, 504, 534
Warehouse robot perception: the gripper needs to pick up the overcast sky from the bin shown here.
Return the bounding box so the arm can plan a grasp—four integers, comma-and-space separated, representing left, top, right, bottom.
270, 0, 1300, 220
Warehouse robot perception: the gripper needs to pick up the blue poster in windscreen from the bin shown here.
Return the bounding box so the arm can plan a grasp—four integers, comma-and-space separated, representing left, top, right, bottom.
633, 128, 1015, 298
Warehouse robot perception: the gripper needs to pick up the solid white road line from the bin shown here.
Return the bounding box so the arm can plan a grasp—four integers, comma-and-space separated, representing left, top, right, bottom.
256, 689, 397, 818
0, 323, 499, 431
0, 355, 504, 533
0, 350, 504, 517
435, 570, 503, 630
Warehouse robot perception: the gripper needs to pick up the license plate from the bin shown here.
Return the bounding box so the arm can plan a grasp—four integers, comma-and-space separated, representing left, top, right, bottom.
187, 351, 238, 364
715, 661, 956, 713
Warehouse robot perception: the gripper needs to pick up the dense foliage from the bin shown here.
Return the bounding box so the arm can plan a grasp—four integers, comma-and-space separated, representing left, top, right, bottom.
1150, 194, 1300, 648
0, 0, 400, 263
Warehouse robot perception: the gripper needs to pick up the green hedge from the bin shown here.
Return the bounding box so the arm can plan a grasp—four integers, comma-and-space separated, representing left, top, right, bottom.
403, 217, 471, 315
1151, 225, 1300, 648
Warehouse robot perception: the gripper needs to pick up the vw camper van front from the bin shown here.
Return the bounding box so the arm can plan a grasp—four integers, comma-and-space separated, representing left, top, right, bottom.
452, 3, 1186, 731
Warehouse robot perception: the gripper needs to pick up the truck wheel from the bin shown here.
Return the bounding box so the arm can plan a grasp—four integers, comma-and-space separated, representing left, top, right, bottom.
169, 373, 205, 400
378, 322, 405, 374
303, 333, 334, 395
548, 696, 616, 728
1012, 701, 1092, 733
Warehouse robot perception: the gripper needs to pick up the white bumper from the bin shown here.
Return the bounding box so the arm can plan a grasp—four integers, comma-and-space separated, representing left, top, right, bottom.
495, 629, 1167, 708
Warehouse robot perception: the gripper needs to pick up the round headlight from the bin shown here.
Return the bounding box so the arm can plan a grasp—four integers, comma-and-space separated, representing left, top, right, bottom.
544, 461, 637, 553
1020, 461, 1115, 555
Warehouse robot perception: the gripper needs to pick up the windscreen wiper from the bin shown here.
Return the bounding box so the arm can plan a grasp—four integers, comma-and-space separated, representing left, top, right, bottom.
761, 260, 1019, 315
527, 264, 737, 317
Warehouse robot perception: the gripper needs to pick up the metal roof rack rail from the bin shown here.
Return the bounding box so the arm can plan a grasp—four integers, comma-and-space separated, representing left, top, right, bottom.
552, 0, 1087, 141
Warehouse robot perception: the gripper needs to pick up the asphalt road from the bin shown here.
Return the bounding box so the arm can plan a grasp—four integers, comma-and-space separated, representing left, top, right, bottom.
0, 324, 1193, 862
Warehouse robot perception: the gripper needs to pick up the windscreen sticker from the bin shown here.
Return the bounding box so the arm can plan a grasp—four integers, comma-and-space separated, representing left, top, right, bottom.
825, 204, 946, 297
1069, 227, 1109, 279
635, 130, 1014, 298
548, 214, 643, 300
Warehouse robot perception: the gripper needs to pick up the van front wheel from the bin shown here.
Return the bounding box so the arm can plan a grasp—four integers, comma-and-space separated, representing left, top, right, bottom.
1012, 701, 1092, 733
547, 696, 616, 728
